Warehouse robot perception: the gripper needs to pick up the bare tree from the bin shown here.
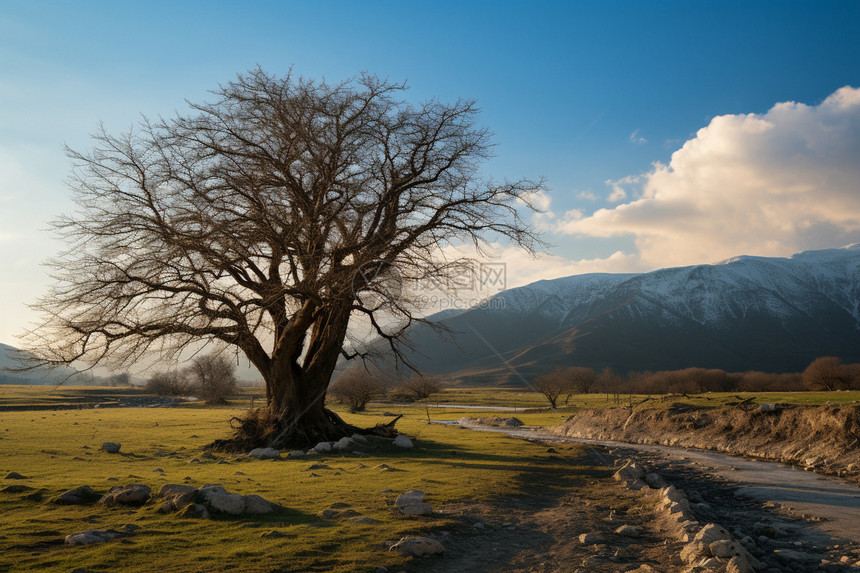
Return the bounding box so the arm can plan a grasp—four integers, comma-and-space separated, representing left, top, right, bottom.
533, 369, 573, 409
399, 375, 443, 401
24, 68, 542, 448
144, 370, 189, 396
187, 353, 237, 405
567, 366, 596, 394
803, 356, 850, 391
328, 369, 386, 412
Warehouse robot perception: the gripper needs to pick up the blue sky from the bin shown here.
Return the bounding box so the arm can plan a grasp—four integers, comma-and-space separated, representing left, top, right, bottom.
1, 0, 860, 345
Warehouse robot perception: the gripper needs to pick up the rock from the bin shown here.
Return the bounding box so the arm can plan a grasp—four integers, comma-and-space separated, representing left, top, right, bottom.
198, 484, 245, 515
4, 472, 26, 480
578, 533, 598, 544
159, 484, 196, 498
644, 472, 667, 489
615, 524, 639, 537
350, 433, 369, 444
773, 549, 817, 563
317, 509, 339, 519
313, 441, 334, 453
399, 502, 432, 516
710, 539, 746, 559
53, 485, 101, 505
759, 403, 777, 412
287, 450, 306, 458
752, 521, 785, 538
613, 460, 645, 483
260, 530, 286, 538
388, 536, 445, 557
1, 484, 32, 493
395, 490, 425, 506
244, 494, 279, 514
393, 434, 413, 448
178, 503, 210, 519
333, 437, 355, 451
726, 555, 755, 573
200, 452, 217, 460
101, 442, 121, 454
247, 447, 281, 460
681, 523, 732, 563
100, 484, 152, 507
64, 529, 121, 545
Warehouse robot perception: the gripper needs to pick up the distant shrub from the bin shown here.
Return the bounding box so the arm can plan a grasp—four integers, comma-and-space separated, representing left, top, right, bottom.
328, 370, 386, 412
187, 353, 237, 405
144, 370, 189, 396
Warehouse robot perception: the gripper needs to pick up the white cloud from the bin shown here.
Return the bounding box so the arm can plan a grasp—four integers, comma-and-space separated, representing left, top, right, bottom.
558, 86, 860, 269
629, 129, 647, 144
576, 190, 598, 201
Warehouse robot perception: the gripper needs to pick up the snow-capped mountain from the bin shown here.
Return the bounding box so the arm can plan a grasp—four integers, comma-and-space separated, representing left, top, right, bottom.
383, 245, 860, 385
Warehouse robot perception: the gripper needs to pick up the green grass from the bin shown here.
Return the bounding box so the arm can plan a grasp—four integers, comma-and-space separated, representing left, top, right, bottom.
0, 404, 596, 573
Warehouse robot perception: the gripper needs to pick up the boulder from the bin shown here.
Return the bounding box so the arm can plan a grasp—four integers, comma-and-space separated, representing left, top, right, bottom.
395, 490, 425, 506
644, 472, 667, 489
287, 450, 306, 458
99, 484, 152, 507
333, 437, 355, 451
578, 533, 598, 545
64, 529, 121, 545
681, 523, 732, 564
159, 484, 197, 498
53, 485, 101, 505
243, 494, 279, 514
247, 447, 281, 460
100, 442, 121, 454
178, 503, 210, 519
393, 434, 413, 448
388, 536, 445, 557
313, 441, 334, 453
198, 484, 245, 515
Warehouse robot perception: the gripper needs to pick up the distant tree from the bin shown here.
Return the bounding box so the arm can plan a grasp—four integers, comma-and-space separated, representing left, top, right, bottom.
533, 369, 573, 409
328, 370, 386, 412
803, 357, 851, 391
187, 353, 237, 405
567, 366, 596, 394
399, 375, 443, 401
107, 372, 131, 387
145, 370, 189, 396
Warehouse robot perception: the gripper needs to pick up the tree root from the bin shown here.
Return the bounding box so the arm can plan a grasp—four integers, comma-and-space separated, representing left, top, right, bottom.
205, 407, 403, 453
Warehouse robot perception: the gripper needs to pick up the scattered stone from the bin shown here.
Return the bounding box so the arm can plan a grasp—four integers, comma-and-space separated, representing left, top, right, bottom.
247, 447, 281, 460
393, 434, 414, 448
773, 549, 817, 563
260, 530, 286, 539
100, 442, 121, 454
644, 472, 667, 489
1, 484, 33, 493
99, 484, 152, 507
178, 503, 210, 519
287, 450, 306, 458
615, 524, 639, 537
388, 536, 445, 557
395, 490, 432, 516
578, 533, 598, 544
350, 433, 369, 444
4, 472, 26, 480
201, 452, 217, 460
333, 436, 355, 451
64, 529, 121, 545
53, 485, 101, 505
198, 484, 245, 515
313, 441, 334, 453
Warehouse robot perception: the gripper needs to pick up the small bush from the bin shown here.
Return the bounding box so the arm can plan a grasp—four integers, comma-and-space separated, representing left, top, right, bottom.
328, 370, 385, 412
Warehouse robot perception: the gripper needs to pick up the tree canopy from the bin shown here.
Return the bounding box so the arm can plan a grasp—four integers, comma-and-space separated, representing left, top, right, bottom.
26, 68, 542, 447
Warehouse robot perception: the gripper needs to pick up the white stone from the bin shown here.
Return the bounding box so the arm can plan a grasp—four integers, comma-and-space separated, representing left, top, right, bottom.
395, 490, 425, 506
198, 485, 246, 515
393, 434, 413, 448
65, 529, 121, 545
333, 437, 355, 451
243, 494, 277, 514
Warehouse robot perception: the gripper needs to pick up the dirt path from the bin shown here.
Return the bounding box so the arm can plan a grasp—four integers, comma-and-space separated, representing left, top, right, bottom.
402, 422, 860, 572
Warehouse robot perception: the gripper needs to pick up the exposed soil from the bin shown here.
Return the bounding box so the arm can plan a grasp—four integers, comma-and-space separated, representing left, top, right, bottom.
548, 403, 860, 485
397, 434, 860, 573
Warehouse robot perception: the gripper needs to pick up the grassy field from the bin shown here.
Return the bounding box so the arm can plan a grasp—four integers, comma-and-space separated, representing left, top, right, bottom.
0, 395, 598, 573
1, 385, 858, 572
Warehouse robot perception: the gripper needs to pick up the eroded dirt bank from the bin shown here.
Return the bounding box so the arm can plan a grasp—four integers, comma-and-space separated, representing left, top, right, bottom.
546, 403, 860, 484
